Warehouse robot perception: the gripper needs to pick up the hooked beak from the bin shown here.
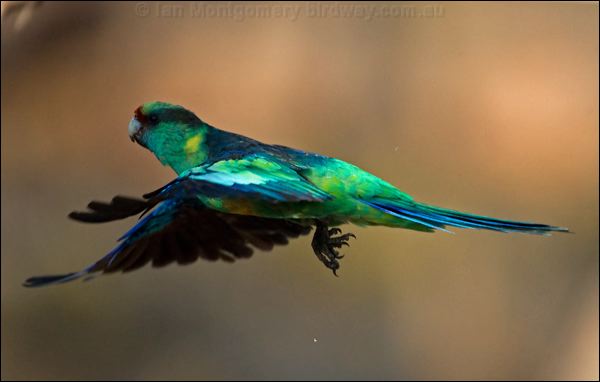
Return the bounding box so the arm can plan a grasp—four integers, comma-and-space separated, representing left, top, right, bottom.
128, 117, 142, 143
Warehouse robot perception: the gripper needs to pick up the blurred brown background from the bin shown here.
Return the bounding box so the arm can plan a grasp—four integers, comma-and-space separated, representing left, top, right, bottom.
1, 2, 598, 380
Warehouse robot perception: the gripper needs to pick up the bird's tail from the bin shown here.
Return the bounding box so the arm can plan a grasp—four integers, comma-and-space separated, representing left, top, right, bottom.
363, 200, 569, 235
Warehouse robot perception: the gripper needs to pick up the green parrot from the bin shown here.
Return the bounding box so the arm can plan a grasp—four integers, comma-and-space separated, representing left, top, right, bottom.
24, 102, 568, 287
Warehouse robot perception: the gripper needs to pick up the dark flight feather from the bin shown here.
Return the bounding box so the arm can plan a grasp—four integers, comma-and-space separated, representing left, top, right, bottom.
24, 197, 311, 287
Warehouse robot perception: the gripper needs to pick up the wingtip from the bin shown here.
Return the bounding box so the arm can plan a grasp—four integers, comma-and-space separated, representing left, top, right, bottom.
67, 211, 98, 223
67, 211, 80, 220
23, 272, 81, 288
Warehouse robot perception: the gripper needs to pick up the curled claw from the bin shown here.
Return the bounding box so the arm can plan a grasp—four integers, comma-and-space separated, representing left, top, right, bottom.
330, 240, 350, 248
327, 260, 340, 276
338, 233, 356, 240
329, 228, 342, 235
311, 222, 357, 277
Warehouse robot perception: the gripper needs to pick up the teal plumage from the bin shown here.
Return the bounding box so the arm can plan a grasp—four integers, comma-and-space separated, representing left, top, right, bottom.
24, 102, 568, 287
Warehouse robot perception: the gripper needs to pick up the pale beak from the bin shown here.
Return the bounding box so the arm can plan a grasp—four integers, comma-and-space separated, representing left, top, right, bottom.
128, 117, 142, 142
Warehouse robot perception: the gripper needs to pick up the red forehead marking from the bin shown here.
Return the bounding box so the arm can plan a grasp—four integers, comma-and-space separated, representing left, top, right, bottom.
134, 106, 148, 123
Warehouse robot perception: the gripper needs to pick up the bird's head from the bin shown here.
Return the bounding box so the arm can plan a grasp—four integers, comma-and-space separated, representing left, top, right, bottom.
128, 102, 209, 174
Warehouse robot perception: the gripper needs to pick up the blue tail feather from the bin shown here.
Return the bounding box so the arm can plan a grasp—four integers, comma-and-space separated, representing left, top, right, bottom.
363, 200, 568, 235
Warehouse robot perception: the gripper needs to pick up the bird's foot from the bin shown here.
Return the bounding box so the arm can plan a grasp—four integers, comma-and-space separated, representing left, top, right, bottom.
311, 222, 356, 276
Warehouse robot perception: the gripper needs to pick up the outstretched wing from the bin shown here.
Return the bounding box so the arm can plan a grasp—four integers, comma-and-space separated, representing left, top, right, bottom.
24, 155, 331, 287
157, 155, 332, 203
24, 197, 312, 287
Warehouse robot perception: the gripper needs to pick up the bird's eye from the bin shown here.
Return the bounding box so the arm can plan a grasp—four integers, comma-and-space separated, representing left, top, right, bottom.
149, 115, 159, 124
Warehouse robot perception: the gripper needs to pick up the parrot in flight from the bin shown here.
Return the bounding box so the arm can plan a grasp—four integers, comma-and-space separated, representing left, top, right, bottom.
24, 102, 568, 287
